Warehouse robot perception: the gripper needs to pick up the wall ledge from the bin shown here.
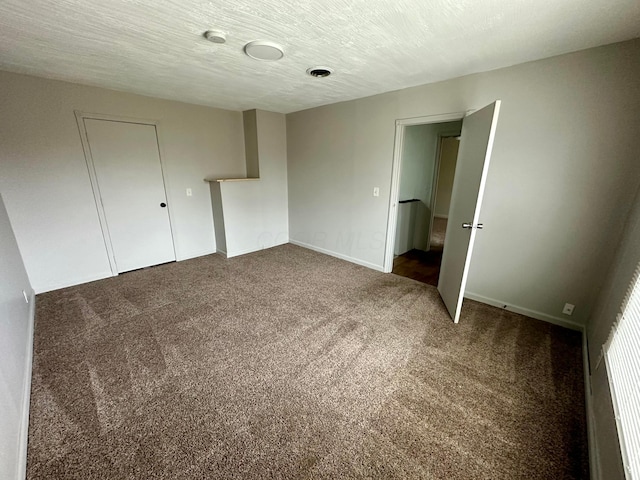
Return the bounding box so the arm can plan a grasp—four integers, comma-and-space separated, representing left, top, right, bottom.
204, 177, 260, 182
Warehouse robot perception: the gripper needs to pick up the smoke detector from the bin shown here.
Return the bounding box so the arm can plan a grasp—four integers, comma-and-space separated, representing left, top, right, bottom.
204, 30, 227, 44
244, 41, 284, 61
307, 67, 333, 78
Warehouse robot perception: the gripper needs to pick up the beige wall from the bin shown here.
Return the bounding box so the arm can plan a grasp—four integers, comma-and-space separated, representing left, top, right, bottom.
434, 137, 460, 218
287, 38, 640, 326
243, 109, 260, 178
0, 71, 246, 292
214, 110, 289, 257
398, 121, 462, 251
0, 194, 33, 478
399, 124, 432, 202
399, 121, 462, 205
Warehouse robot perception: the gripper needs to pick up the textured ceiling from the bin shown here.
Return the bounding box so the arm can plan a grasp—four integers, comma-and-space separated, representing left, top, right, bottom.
0, 0, 639, 113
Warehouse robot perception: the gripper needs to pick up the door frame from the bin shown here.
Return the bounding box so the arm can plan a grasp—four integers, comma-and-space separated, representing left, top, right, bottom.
383, 112, 467, 273
425, 132, 462, 252
74, 111, 177, 276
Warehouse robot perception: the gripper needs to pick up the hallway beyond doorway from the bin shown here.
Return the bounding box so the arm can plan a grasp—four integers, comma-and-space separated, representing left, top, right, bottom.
393, 217, 447, 286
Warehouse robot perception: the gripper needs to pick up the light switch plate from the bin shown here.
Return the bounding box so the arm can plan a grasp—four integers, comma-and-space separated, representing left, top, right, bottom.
186, 188, 192, 197
373, 187, 380, 197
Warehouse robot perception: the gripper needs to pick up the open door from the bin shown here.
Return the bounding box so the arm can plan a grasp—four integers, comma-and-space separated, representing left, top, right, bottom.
437, 101, 501, 323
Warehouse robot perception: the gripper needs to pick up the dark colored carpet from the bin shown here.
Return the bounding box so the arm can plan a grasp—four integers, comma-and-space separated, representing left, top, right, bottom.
28, 244, 588, 479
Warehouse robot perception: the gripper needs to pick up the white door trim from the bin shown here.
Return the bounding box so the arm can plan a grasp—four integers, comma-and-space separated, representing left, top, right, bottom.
74, 111, 177, 275
383, 112, 467, 273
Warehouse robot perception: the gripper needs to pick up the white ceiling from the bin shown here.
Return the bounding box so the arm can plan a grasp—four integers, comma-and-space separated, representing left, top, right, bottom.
0, 0, 638, 113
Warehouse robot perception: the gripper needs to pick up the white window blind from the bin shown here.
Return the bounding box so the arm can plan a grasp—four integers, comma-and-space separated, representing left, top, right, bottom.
605, 262, 640, 479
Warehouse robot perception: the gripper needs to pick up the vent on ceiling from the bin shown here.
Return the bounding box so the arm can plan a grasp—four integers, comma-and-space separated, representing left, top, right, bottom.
307, 67, 333, 78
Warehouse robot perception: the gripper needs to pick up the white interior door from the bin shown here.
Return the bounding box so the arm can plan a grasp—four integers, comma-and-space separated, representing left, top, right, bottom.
437, 101, 501, 323
84, 119, 175, 273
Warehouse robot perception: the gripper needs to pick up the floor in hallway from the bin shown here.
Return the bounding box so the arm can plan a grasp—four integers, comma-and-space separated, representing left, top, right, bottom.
393, 217, 447, 287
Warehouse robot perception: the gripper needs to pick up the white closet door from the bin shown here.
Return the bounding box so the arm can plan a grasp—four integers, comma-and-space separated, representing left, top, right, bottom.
84, 119, 175, 273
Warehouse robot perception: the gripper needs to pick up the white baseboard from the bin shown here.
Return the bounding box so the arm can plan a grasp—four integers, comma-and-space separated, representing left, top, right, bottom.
463, 291, 584, 331
176, 248, 216, 262
35, 270, 114, 294
289, 239, 384, 272
227, 240, 289, 259
226, 247, 256, 258
36, 250, 220, 293
267, 239, 289, 251
17, 290, 36, 479
583, 331, 601, 480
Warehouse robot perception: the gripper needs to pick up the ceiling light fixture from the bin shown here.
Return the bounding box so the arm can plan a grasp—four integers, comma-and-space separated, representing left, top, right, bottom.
204, 30, 227, 44
244, 40, 284, 61
307, 67, 333, 78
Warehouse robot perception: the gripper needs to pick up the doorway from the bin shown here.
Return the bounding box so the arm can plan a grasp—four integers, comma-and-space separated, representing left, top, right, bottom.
76, 113, 176, 274
384, 102, 502, 323
390, 121, 462, 286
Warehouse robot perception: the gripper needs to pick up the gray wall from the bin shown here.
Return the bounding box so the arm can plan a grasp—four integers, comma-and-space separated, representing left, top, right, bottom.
398, 121, 462, 251
0, 194, 34, 479
243, 109, 260, 178
399, 124, 432, 202
0, 70, 246, 293
287, 38, 640, 325
586, 183, 640, 479
399, 121, 462, 205
214, 110, 289, 257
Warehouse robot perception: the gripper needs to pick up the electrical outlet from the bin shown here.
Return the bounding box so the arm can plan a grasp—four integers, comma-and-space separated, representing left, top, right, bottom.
373, 187, 380, 197
186, 188, 192, 197
562, 303, 575, 316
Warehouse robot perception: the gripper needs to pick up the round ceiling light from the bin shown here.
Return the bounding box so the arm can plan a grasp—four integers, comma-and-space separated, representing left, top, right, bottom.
244, 40, 284, 61
204, 30, 227, 44
307, 67, 333, 78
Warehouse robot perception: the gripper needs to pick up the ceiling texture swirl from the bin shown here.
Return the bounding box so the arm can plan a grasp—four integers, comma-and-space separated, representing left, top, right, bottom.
0, 0, 638, 113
